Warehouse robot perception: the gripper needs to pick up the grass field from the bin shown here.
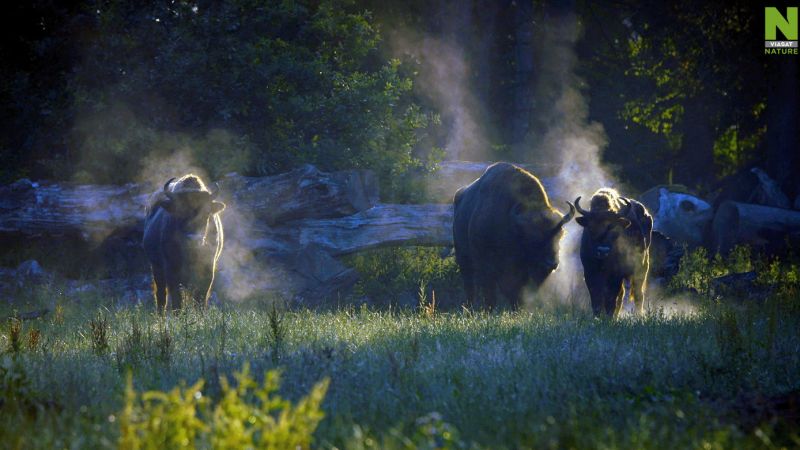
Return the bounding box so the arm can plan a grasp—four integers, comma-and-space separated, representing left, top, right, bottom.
1, 280, 799, 449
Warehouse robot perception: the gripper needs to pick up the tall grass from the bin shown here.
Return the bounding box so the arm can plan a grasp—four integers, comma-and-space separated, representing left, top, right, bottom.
1, 284, 799, 448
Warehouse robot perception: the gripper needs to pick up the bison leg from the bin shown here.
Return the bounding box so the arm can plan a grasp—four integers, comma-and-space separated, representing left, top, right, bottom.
202, 273, 215, 308
151, 266, 167, 313
499, 270, 525, 309
606, 278, 624, 318
476, 272, 498, 310
584, 271, 607, 317
460, 265, 477, 307
166, 273, 182, 311
630, 275, 647, 316
455, 248, 477, 307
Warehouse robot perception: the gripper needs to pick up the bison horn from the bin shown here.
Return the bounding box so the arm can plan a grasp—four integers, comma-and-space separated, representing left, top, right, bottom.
557, 201, 576, 229
210, 182, 221, 199
163, 177, 176, 192
574, 196, 590, 216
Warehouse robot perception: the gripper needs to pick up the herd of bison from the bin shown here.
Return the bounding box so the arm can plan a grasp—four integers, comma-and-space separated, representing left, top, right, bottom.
148, 162, 651, 318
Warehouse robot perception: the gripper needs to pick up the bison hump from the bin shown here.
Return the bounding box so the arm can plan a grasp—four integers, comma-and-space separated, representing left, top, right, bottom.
478, 162, 550, 208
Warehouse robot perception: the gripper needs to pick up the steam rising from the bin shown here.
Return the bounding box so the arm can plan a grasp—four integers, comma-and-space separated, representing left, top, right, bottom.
519, 13, 616, 311
390, 11, 621, 311
388, 29, 490, 161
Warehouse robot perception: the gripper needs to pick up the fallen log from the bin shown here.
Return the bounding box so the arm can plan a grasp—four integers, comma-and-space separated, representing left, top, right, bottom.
712, 201, 800, 254
220, 164, 378, 225
0, 165, 378, 238
639, 186, 713, 246
0, 178, 149, 240
267, 204, 454, 256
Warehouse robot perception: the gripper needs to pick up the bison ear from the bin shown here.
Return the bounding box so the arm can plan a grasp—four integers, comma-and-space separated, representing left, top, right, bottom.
576, 216, 588, 227
617, 217, 631, 229
210, 201, 226, 214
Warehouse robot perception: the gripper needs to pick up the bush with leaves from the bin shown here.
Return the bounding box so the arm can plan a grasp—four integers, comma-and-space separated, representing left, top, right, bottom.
347, 247, 460, 304
119, 363, 329, 449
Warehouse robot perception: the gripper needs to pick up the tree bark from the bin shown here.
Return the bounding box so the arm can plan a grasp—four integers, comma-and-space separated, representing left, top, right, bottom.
269, 204, 454, 256
712, 201, 800, 254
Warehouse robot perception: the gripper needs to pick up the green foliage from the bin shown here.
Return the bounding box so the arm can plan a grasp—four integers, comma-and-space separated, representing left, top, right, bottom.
120, 373, 207, 449
669, 245, 800, 309
0, 355, 40, 412
347, 247, 460, 304
60, 0, 435, 195
120, 363, 329, 449
712, 125, 766, 178
756, 258, 800, 306
581, 0, 771, 189
669, 245, 752, 296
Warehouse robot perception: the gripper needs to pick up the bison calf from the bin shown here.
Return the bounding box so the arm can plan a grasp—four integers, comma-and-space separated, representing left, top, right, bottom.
143, 174, 225, 311
453, 162, 575, 309
574, 188, 653, 317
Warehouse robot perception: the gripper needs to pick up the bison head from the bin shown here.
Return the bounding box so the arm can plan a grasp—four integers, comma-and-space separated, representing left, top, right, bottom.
574, 196, 631, 259
512, 200, 575, 281
160, 177, 226, 245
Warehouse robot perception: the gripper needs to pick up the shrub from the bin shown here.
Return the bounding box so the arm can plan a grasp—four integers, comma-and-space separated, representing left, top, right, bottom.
347, 247, 460, 304
669, 245, 753, 296
0, 355, 47, 416
119, 363, 329, 449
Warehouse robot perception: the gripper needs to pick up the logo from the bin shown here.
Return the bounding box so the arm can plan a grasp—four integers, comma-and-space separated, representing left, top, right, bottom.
765, 7, 798, 55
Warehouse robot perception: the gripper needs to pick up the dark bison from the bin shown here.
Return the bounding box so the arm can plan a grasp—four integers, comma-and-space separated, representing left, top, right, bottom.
574, 188, 653, 317
143, 174, 225, 311
453, 162, 575, 308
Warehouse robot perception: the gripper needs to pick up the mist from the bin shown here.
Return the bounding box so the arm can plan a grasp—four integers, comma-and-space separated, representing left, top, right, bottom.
518, 12, 617, 310
388, 28, 491, 162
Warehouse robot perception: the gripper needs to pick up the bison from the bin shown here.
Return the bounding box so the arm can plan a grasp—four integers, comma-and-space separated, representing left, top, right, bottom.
143, 174, 225, 311
574, 188, 653, 317
453, 162, 575, 308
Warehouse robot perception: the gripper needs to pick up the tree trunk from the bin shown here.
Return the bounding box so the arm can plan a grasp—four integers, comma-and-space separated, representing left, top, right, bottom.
765, 56, 799, 199
510, 0, 535, 145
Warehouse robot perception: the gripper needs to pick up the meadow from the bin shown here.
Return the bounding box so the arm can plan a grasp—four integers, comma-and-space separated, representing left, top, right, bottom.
1, 273, 799, 449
